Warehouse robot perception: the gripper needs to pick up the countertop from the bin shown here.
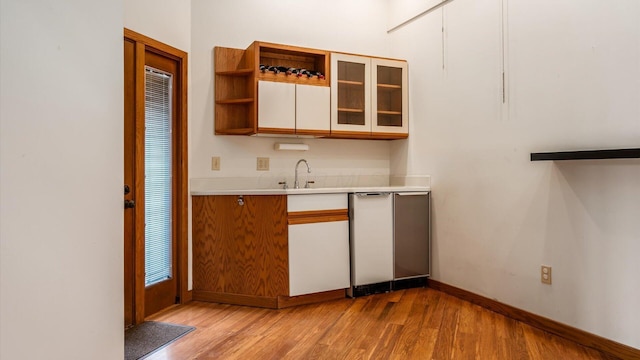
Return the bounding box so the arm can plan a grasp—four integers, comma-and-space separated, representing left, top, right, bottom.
191, 185, 430, 196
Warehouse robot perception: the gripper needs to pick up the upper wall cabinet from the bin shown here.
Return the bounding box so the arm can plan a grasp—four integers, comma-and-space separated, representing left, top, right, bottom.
371, 58, 408, 136
215, 41, 408, 140
215, 42, 330, 136
257, 81, 330, 136
331, 53, 408, 139
330, 53, 372, 137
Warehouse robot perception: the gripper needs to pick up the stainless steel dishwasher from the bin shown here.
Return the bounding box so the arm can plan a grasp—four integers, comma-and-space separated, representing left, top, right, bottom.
348, 191, 430, 297
393, 192, 430, 289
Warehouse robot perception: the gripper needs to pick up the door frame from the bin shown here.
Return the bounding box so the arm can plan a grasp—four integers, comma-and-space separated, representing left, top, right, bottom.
124, 28, 189, 325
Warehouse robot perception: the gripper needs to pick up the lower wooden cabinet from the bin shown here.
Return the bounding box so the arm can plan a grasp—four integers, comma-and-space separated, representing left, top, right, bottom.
192, 195, 289, 301
192, 193, 349, 308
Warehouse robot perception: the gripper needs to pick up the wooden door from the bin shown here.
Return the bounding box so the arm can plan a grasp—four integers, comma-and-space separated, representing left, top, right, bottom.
124, 37, 137, 327
124, 29, 189, 327
142, 51, 180, 317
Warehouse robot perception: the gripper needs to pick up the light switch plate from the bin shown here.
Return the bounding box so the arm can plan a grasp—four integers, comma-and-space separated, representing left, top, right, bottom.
257, 157, 269, 171
211, 156, 220, 171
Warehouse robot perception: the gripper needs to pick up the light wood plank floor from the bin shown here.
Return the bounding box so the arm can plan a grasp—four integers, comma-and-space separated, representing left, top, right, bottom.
146, 288, 611, 359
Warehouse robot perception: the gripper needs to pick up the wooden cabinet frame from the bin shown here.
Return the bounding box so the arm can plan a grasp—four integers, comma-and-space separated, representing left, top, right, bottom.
214, 41, 409, 140
215, 42, 330, 136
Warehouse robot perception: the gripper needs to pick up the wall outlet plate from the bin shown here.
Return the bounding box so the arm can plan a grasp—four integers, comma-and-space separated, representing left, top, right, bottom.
211, 156, 220, 171
257, 157, 269, 171
541, 265, 552, 285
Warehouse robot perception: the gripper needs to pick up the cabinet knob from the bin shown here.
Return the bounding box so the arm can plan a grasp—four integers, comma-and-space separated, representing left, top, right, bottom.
237, 196, 244, 206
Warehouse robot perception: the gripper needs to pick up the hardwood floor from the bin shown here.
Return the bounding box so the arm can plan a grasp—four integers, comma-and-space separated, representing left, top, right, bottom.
146, 288, 612, 359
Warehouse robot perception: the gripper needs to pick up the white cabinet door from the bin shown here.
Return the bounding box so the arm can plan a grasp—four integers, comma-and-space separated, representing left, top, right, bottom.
371, 58, 408, 135
350, 193, 394, 286
296, 84, 330, 133
258, 80, 295, 131
330, 53, 371, 134
289, 220, 350, 296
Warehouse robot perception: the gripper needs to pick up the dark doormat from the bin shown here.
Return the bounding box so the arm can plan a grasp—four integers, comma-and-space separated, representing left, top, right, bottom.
125, 321, 195, 360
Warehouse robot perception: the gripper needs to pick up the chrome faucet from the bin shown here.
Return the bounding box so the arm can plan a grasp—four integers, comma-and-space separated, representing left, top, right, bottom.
294, 159, 311, 189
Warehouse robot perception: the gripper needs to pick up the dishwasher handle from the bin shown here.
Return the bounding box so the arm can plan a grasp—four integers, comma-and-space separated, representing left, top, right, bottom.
356, 192, 391, 197
395, 192, 430, 196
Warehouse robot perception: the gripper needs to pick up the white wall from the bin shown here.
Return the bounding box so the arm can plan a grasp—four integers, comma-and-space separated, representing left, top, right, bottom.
124, 0, 191, 53
0, 1, 124, 359
387, 0, 442, 31
389, 0, 640, 348
190, 0, 393, 187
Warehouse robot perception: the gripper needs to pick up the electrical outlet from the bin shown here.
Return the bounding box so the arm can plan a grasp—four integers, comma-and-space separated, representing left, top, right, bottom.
257, 157, 269, 171
541, 265, 552, 285
211, 156, 220, 171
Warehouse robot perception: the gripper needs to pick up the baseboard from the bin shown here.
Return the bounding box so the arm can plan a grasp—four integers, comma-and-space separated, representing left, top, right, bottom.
277, 289, 346, 308
193, 290, 279, 309
193, 289, 348, 310
428, 279, 639, 360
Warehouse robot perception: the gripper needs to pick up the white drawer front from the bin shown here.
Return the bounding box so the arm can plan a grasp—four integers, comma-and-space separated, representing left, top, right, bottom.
287, 193, 347, 212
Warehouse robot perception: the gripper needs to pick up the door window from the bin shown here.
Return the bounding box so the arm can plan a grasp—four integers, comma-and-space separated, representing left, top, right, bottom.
144, 66, 173, 286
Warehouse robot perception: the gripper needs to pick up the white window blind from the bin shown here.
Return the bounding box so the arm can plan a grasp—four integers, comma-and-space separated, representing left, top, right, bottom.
144, 66, 173, 287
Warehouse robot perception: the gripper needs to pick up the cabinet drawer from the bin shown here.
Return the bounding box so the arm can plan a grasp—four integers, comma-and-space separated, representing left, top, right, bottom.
287, 193, 347, 212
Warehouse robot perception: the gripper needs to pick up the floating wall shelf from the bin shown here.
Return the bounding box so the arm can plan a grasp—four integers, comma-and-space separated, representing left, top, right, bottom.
530, 148, 640, 161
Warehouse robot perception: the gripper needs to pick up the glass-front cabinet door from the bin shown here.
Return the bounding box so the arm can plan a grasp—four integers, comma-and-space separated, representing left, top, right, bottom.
371, 58, 408, 135
330, 53, 371, 135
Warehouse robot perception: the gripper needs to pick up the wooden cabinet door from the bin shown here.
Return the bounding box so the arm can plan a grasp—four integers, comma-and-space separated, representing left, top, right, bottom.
296, 84, 330, 136
330, 53, 371, 135
257, 81, 295, 133
371, 58, 408, 135
192, 195, 289, 298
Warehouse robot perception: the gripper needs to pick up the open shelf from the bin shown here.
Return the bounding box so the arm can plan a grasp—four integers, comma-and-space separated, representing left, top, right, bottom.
378, 84, 402, 89
214, 46, 257, 134
339, 80, 365, 86
215, 98, 254, 105
530, 148, 640, 161
216, 128, 255, 135
215, 69, 253, 76
338, 108, 364, 113
255, 42, 329, 86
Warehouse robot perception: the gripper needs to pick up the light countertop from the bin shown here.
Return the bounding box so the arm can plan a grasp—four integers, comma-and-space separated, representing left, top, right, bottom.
191, 186, 430, 196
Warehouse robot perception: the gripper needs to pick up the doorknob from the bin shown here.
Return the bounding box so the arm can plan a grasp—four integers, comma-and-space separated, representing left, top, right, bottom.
124, 184, 131, 195
124, 200, 135, 209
